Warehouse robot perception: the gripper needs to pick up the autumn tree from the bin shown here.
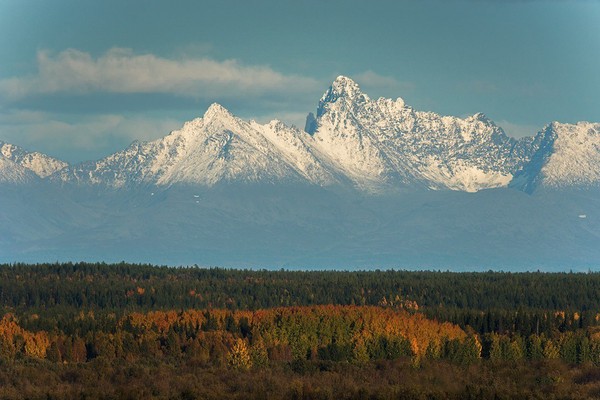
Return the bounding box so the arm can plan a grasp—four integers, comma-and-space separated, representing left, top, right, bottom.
228, 338, 252, 370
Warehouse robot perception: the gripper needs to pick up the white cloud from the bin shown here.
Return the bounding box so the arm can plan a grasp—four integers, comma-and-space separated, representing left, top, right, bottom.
249, 111, 311, 130
0, 109, 181, 162
497, 119, 541, 138
0, 48, 319, 100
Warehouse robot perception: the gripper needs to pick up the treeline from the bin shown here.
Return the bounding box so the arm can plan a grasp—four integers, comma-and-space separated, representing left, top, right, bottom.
3, 263, 600, 313
2, 263, 600, 309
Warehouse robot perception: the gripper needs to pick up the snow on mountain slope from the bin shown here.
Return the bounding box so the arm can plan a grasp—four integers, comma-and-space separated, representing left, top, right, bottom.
11, 76, 598, 195
53, 76, 540, 192
56, 103, 340, 187
311, 77, 408, 190
0, 141, 68, 178
249, 119, 345, 185
0, 154, 38, 184
311, 76, 533, 192
511, 122, 600, 193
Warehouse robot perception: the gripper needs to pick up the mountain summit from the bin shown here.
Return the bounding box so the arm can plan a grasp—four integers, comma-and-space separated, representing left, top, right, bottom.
0, 141, 67, 178
311, 76, 532, 191
511, 121, 600, 193
317, 76, 370, 116
54, 103, 339, 187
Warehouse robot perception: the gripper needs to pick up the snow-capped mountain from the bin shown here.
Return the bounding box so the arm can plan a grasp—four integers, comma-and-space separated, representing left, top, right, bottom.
55, 103, 341, 188
310, 76, 533, 192
511, 121, 600, 193
53, 76, 544, 192
0, 141, 67, 178
4, 76, 600, 194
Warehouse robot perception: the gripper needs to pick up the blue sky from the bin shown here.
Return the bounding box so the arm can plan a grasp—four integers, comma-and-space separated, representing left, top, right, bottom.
1, 0, 599, 163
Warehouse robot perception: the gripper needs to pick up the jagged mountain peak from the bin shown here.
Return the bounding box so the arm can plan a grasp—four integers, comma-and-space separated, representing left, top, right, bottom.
0, 140, 67, 178
203, 102, 234, 120
330, 75, 363, 95
466, 112, 492, 123
544, 122, 600, 180
174, 103, 241, 142
55, 105, 341, 188
551, 120, 599, 132
310, 77, 533, 192
317, 76, 370, 118
321, 76, 409, 113
204, 103, 249, 133
265, 119, 289, 131
510, 121, 600, 192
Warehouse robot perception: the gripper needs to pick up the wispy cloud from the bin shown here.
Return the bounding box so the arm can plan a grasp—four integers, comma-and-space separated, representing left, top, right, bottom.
0, 48, 320, 101
496, 119, 541, 138
0, 108, 181, 162
249, 111, 311, 130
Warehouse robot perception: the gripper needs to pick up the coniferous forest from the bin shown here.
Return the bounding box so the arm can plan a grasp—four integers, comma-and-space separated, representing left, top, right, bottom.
2, 263, 600, 399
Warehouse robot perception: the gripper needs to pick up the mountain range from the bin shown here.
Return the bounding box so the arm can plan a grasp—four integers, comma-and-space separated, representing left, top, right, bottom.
1, 76, 599, 269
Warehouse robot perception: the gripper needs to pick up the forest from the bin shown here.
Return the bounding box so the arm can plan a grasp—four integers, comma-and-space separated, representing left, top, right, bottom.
1, 262, 600, 399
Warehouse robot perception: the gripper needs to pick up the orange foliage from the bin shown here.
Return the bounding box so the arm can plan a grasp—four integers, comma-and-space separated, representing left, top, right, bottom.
0, 314, 50, 359
2, 306, 468, 363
